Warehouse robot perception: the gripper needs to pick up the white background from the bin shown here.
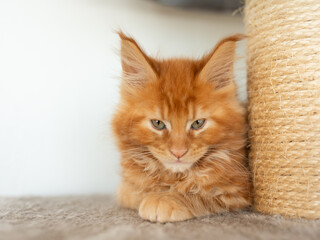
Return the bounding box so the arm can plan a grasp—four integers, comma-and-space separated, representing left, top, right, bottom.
0, 0, 246, 196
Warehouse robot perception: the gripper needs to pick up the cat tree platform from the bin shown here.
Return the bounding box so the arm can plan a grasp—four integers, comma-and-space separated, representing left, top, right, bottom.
0, 195, 319, 240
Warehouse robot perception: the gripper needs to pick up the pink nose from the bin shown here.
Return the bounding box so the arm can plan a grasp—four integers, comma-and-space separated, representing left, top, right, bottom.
170, 148, 188, 159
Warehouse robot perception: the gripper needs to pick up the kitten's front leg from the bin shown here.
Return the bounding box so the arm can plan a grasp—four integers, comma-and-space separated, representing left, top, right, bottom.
139, 192, 194, 223
118, 181, 143, 210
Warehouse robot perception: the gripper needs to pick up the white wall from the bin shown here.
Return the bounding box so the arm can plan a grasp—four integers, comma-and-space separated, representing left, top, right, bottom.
0, 0, 246, 196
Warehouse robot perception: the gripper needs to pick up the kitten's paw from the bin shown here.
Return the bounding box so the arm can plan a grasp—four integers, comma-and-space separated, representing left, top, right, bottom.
138, 194, 193, 223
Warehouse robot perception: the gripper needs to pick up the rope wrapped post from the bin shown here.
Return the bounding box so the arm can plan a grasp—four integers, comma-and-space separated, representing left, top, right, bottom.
245, 0, 320, 219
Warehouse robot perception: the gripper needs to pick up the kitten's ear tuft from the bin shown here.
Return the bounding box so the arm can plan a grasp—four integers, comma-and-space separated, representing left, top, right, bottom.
199, 34, 245, 90
118, 31, 156, 88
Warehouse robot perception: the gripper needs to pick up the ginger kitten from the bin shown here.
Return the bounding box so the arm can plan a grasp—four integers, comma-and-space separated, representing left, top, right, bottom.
112, 32, 251, 223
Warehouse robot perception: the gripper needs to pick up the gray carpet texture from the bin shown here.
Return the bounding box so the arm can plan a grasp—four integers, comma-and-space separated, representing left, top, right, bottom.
0, 196, 319, 240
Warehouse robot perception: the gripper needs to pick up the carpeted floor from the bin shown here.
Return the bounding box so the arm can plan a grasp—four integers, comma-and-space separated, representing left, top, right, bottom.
0, 196, 319, 240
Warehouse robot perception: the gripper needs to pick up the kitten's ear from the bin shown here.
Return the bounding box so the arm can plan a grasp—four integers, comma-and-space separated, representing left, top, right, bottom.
199, 34, 245, 90
119, 32, 157, 88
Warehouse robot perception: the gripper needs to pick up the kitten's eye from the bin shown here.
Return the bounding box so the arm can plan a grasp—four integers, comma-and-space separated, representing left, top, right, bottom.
191, 119, 206, 130
151, 119, 166, 130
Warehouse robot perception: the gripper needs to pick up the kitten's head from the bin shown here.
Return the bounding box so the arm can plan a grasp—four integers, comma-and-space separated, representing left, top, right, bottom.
113, 32, 246, 173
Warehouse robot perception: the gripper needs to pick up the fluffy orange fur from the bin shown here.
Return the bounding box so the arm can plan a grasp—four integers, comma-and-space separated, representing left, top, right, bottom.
112, 32, 251, 223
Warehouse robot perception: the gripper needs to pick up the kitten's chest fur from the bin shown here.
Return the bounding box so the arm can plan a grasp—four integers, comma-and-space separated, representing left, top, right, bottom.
121, 153, 243, 196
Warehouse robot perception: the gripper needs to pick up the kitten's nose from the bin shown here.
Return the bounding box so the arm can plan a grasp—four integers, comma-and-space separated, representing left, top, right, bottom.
170, 148, 188, 159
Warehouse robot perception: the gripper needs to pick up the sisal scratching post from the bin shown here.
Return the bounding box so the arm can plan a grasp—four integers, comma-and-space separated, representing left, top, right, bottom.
245, 0, 320, 219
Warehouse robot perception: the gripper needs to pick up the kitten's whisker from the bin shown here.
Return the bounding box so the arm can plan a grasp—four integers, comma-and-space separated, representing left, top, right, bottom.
202, 153, 249, 177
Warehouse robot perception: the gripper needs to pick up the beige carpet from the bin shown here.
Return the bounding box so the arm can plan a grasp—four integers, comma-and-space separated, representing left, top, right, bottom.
0, 196, 319, 240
